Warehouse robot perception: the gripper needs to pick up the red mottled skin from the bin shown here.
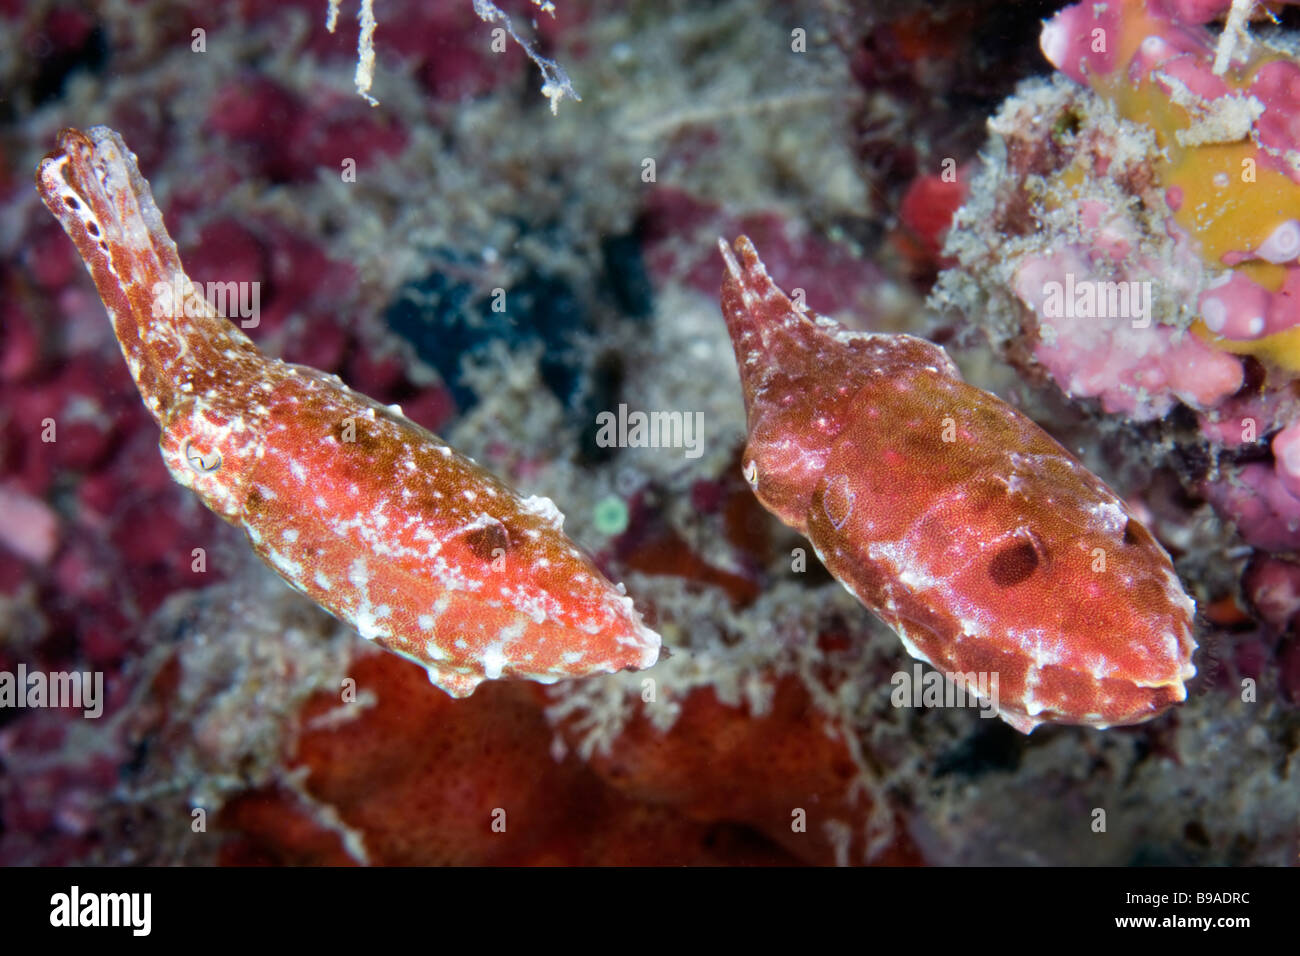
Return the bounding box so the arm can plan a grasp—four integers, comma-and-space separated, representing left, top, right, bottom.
718, 236, 1197, 732
34, 126, 659, 697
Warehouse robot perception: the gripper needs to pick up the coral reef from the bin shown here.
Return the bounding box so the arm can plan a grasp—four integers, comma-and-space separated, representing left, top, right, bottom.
932, 0, 1300, 556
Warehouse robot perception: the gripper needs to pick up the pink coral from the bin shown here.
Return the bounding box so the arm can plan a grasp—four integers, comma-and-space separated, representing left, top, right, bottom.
0, 483, 59, 564
1272, 420, 1300, 499
1012, 249, 1243, 418
1203, 463, 1300, 551
1244, 555, 1300, 630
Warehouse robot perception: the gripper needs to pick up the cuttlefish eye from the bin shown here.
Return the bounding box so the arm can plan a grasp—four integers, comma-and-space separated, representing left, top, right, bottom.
183, 439, 222, 473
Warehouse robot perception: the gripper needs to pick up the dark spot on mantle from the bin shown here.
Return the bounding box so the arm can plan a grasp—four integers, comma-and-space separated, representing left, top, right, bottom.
989, 536, 1039, 587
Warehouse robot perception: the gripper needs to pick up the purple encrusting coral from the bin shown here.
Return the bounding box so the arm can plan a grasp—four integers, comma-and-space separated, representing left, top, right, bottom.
0, 0, 1298, 867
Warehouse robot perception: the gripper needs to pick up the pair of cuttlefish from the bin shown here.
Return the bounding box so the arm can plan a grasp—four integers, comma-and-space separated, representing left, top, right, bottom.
35, 127, 1196, 733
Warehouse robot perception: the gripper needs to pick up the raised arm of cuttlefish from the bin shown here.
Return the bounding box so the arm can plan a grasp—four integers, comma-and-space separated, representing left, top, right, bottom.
35, 126, 659, 697
718, 236, 1197, 733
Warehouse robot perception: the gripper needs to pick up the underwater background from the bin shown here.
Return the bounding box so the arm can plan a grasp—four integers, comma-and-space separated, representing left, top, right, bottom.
0, 0, 1297, 865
